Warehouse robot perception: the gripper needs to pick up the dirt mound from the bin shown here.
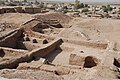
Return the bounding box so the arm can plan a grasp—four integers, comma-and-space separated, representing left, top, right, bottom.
0, 13, 32, 25
0, 13, 72, 28
34, 13, 73, 24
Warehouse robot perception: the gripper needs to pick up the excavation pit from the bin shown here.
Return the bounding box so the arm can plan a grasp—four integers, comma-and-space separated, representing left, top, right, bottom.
0, 12, 119, 80
83, 56, 97, 68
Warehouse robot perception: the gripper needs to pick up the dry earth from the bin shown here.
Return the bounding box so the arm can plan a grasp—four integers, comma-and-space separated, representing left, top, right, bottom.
0, 12, 120, 80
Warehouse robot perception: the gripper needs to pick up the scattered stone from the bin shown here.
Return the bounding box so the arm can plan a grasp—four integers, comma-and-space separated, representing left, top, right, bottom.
80, 51, 84, 53
32, 39, 37, 43
54, 66, 70, 75
43, 39, 48, 44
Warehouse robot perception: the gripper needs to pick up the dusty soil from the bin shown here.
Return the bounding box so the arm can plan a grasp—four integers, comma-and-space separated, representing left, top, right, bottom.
0, 12, 120, 80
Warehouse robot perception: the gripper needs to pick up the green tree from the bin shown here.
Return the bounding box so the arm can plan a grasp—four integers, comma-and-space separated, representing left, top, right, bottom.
107, 5, 113, 11
74, 0, 86, 9
80, 3, 84, 8
35, 0, 39, 5
75, 0, 80, 9
102, 5, 106, 8
102, 5, 113, 13
103, 7, 108, 13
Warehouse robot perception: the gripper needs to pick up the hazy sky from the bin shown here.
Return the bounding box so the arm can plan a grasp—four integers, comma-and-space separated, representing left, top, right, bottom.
44, 0, 120, 2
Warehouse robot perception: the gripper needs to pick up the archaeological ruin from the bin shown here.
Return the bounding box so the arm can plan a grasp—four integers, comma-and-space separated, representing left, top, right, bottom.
0, 12, 120, 80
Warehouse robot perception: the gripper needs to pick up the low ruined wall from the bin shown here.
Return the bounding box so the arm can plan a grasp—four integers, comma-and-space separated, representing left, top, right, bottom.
33, 8, 41, 13
69, 54, 84, 66
69, 54, 100, 67
0, 38, 63, 69
0, 54, 30, 69
28, 38, 62, 58
0, 29, 18, 40
22, 19, 55, 41
0, 47, 28, 57
22, 19, 40, 33
17, 61, 70, 75
24, 8, 34, 14
0, 29, 22, 48
113, 42, 120, 51
29, 31, 55, 41
17, 41, 42, 51
0, 8, 16, 14
24, 7, 41, 14
63, 38, 108, 49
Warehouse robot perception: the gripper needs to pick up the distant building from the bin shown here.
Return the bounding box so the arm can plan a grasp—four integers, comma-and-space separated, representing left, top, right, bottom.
0, 6, 16, 14
0, 6, 41, 14
24, 7, 41, 14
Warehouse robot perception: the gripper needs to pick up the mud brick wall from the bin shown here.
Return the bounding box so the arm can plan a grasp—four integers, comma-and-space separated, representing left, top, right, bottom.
63, 38, 108, 49
0, 38, 63, 69
0, 29, 22, 48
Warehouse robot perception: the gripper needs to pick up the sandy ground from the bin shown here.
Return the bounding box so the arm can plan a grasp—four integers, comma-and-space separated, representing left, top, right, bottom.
0, 13, 32, 25
0, 13, 120, 80
62, 17, 120, 41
